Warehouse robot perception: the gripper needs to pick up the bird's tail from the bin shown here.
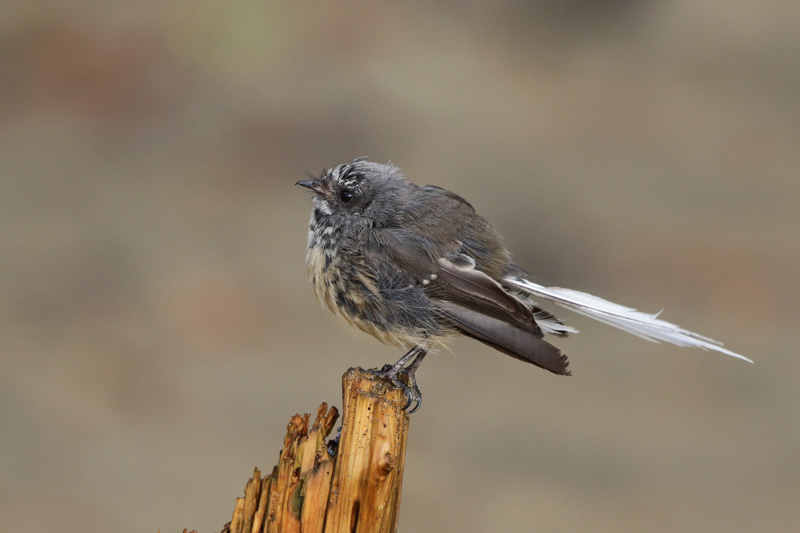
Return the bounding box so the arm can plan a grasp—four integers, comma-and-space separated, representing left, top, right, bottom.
505, 276, 753, 363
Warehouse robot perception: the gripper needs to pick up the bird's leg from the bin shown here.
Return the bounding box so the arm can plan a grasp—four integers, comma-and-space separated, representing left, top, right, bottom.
400, 348, 427, 414
374, 346, 428, 413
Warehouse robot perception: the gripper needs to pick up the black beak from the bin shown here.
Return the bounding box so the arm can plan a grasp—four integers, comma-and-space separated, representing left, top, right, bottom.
296, 179, 322, 192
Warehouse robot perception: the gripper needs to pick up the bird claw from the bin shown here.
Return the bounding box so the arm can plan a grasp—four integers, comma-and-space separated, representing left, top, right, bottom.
373, 346, 427, 413
374, 366, 421, 413
403, 368, 424, 413
396, 370, 422, 413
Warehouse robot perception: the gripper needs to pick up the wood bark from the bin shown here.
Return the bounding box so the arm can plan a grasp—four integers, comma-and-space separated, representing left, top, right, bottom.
219, 367, 410, 533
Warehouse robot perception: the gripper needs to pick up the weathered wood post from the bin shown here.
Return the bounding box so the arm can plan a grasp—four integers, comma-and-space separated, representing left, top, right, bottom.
219, 367, 410, 533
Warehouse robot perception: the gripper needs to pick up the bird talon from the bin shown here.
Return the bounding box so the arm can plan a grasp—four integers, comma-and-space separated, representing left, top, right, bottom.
372, 347, 426, 412
401, 388, 414, 410
391, 376, 419, 412
407, 396, 422, 414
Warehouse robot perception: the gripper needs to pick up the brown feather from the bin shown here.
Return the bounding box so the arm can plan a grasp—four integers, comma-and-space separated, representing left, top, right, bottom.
437, 301, 571, 375
432, 256, 539, 334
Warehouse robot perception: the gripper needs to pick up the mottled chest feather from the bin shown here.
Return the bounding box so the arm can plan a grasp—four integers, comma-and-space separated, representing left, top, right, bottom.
304, 213, 450, 349
306, 218, 346, 314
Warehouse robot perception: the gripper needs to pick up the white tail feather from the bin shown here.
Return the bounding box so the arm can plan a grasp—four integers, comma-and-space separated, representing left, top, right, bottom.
505, 277, 753, 363
537, 317, 579, 336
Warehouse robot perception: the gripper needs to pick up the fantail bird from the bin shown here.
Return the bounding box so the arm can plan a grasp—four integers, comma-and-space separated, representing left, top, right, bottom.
297, 158, 751, 412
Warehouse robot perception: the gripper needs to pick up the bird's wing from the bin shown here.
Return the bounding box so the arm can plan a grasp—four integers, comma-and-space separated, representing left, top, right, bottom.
505, 276, 753, 363
434, 255, 570, 375
374, 228, 570, 375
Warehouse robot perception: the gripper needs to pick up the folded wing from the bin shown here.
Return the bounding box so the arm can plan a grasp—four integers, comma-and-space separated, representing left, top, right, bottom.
433, 256, 571, 375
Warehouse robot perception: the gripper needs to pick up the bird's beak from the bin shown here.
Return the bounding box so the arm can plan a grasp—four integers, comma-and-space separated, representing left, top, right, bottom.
295, 179, 323, 193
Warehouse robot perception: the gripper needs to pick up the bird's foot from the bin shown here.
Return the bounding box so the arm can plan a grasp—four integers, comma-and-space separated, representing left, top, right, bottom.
373, 346, 428, 413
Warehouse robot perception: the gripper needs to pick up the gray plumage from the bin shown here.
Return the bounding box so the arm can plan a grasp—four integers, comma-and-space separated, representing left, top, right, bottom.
297, 158, 750, 411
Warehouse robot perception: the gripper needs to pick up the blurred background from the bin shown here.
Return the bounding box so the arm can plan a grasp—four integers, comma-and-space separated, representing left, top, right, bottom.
2, 1, 798, 531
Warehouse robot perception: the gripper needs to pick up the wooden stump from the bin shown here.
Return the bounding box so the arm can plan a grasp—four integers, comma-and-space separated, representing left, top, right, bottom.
220, 367, 410, 533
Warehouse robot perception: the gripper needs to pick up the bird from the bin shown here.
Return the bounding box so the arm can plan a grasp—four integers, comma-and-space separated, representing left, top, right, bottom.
296, 157, 752, 412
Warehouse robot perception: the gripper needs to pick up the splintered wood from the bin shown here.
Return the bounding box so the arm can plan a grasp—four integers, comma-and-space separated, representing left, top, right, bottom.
221, 367, 410, 533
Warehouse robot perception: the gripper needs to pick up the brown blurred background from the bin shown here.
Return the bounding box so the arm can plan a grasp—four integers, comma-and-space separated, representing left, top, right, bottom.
2, 1, 798, 532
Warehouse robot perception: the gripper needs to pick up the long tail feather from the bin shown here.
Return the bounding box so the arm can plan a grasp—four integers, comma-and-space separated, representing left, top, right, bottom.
505, 277, 753, 363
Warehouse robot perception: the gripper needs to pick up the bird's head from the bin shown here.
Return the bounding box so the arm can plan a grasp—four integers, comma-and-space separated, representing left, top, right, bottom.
296, 157, 409, 228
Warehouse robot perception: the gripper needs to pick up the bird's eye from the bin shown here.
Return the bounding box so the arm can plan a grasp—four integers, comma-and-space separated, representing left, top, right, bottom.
340, 189, 354, 203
